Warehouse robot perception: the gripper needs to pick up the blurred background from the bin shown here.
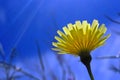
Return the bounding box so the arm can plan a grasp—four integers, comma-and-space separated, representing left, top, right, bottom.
0, 0, 120, 80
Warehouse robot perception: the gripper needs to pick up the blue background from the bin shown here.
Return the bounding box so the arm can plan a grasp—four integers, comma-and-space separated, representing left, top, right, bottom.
0, 0, 120, 80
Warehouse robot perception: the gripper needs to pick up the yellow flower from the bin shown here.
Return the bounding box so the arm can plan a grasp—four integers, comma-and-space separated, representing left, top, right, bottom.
52, 20, 110, 56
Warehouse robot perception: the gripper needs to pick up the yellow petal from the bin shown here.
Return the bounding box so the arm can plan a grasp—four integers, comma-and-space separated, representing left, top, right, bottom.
57, 30, 68, 40
99, 24, 107, 33
82, 20, 88, 34
75, 21, 82, 30
52, 42, 58, 47
91, 20, 99, 33
55, 36, 65, 43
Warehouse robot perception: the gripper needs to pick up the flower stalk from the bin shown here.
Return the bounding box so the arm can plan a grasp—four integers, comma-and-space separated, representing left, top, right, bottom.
80, 54, 94, 80
52, 20, 110, 80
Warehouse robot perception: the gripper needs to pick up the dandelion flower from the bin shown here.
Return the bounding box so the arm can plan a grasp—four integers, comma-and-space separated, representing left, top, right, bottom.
52, 20, 110, 55
52, 20, 110, 80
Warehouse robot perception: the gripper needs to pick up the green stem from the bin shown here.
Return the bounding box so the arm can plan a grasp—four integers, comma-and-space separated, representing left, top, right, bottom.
85, 63, 94, 80
80, 54, 94, 80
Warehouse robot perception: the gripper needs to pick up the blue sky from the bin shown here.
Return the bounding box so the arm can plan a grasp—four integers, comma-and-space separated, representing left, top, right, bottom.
0, 0, 120, 80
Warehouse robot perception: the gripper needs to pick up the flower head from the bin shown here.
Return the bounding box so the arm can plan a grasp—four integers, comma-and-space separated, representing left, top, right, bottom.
52, 20, 110, 56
